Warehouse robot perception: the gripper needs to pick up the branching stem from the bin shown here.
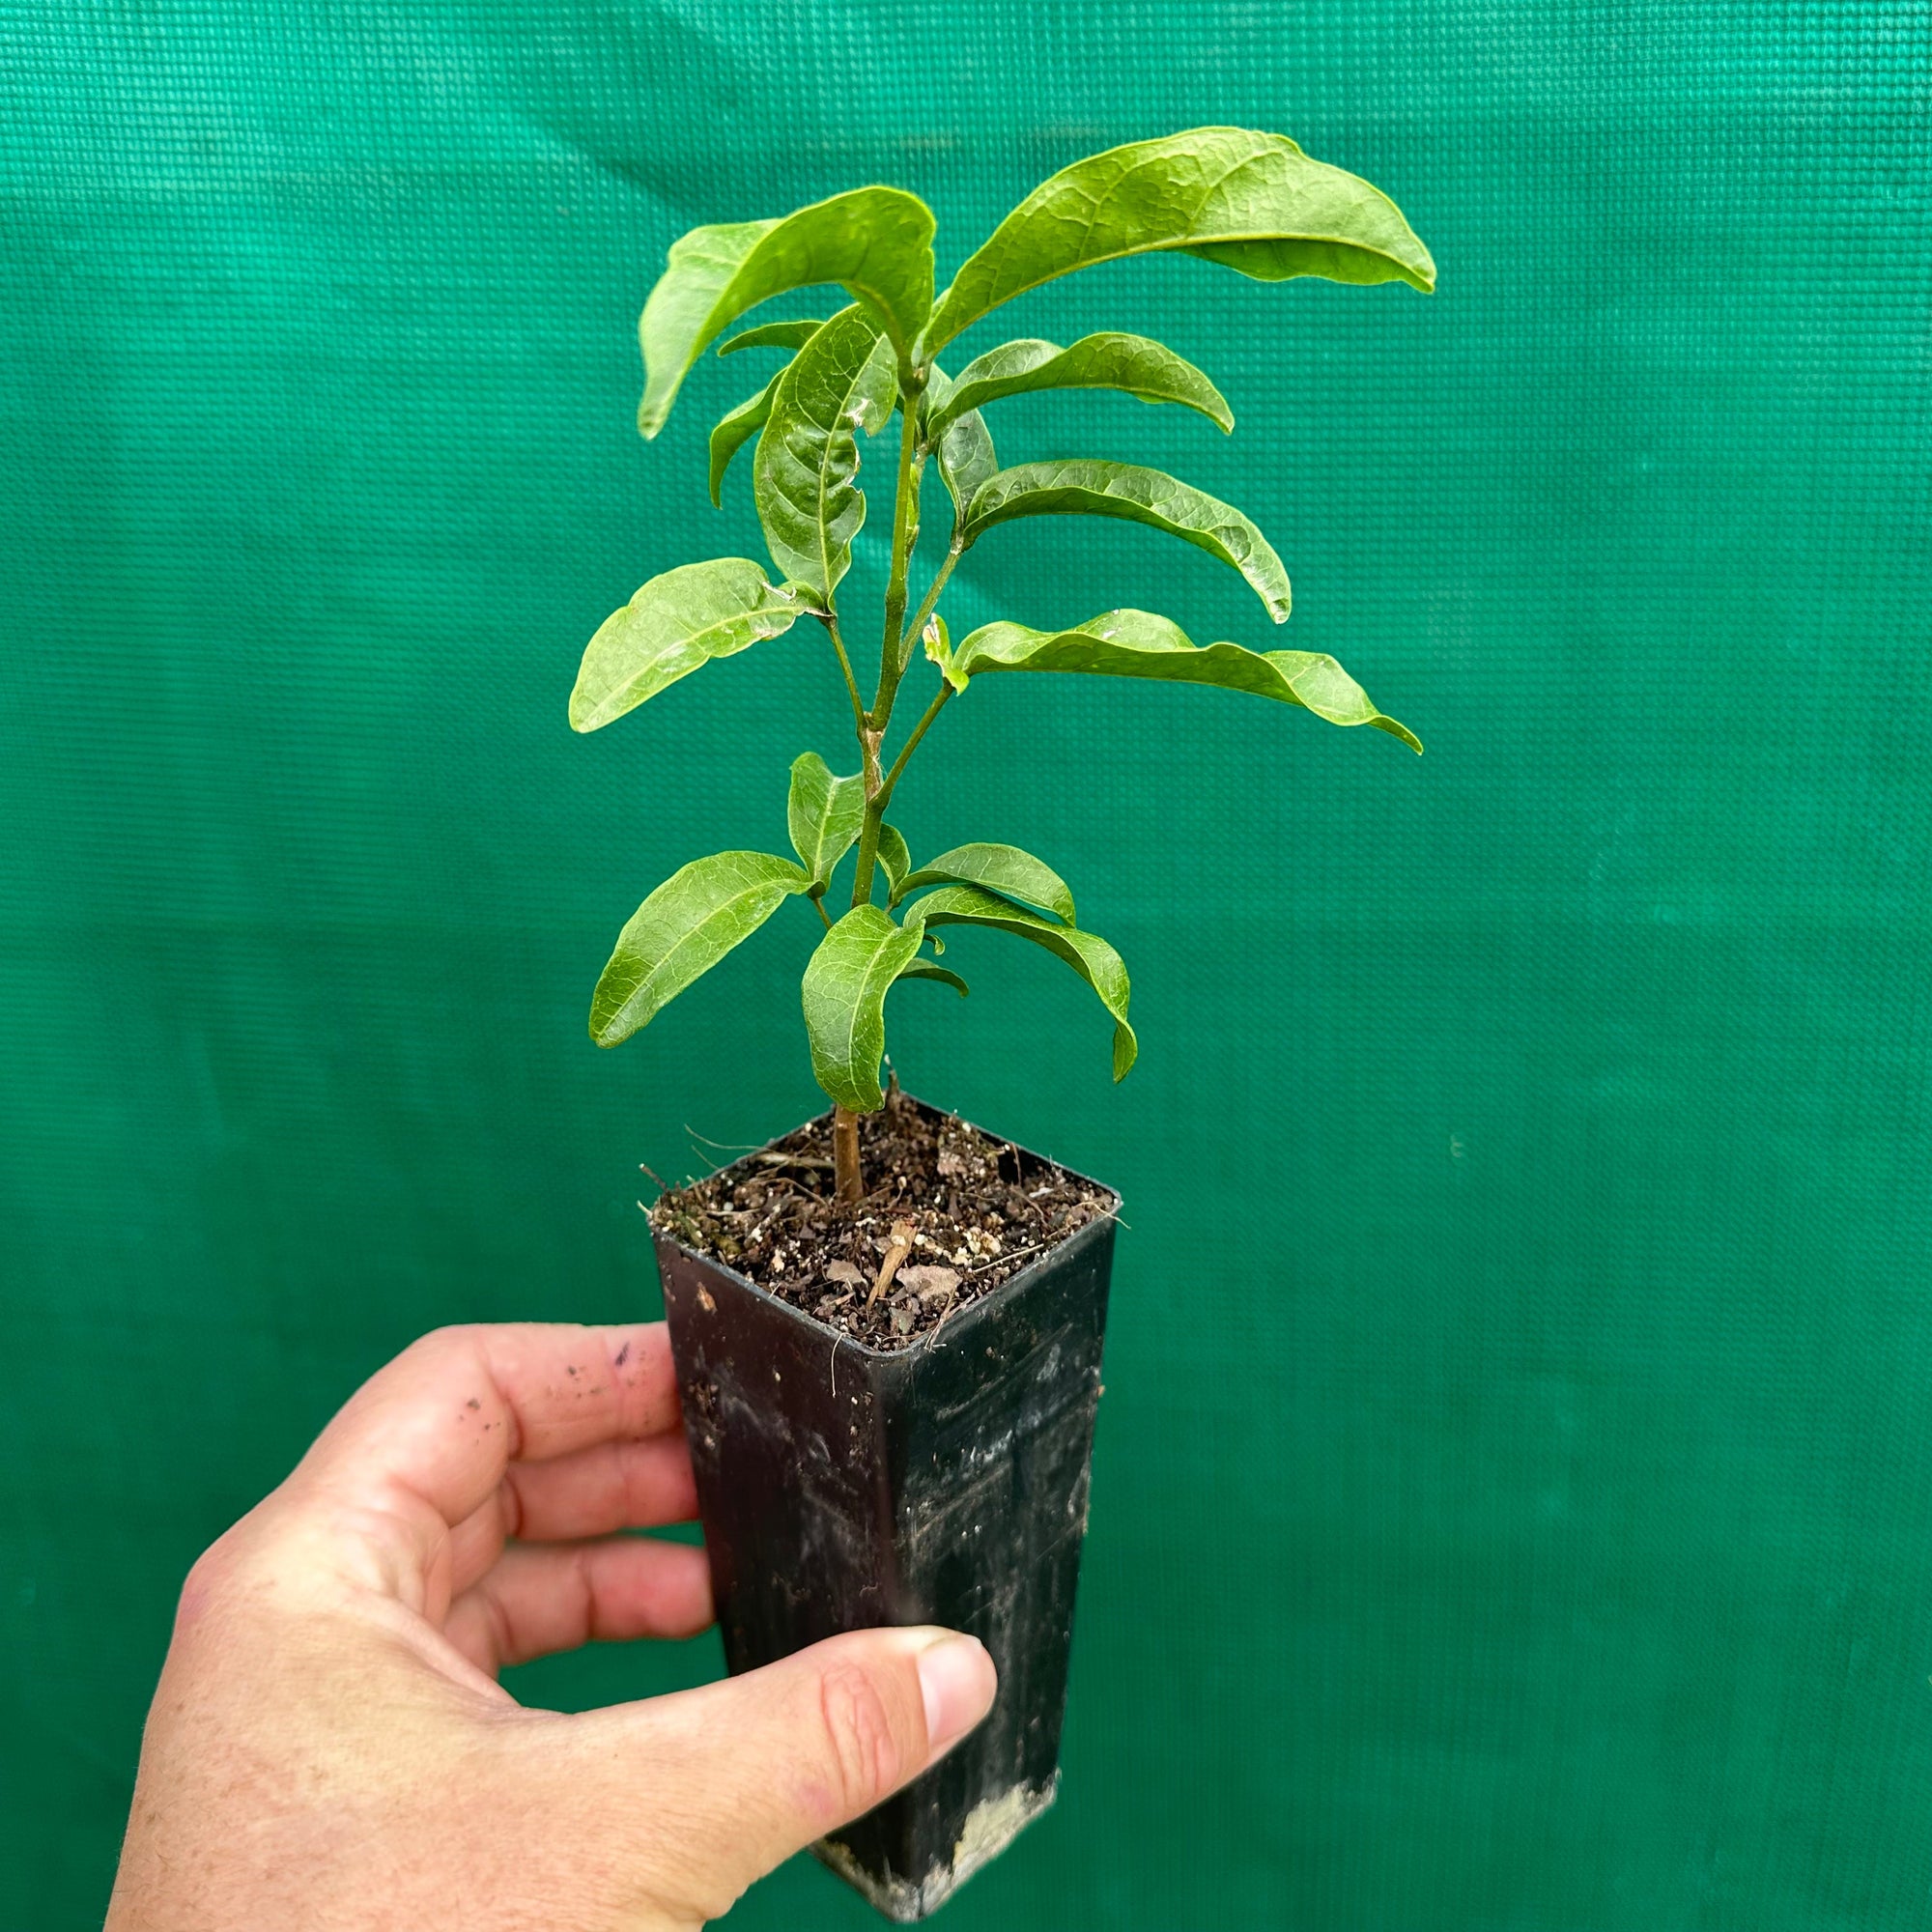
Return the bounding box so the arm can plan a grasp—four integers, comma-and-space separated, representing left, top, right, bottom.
824, 614, 867, 736
898, 546, 961, 668
880, 683, 953, 802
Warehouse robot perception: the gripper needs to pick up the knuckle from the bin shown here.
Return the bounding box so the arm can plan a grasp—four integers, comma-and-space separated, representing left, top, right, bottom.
176, 1541, 230, 1627
174, 1522, 258, 1636
813, 1658, 909, 1811
408, 1321, 482, 1363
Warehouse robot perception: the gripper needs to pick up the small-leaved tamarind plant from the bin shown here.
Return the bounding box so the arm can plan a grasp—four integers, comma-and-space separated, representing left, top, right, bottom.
571, 128, 1433, 1203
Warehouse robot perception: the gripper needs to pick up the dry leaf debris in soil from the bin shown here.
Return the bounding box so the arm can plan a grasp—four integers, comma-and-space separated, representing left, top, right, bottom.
649, 1092, 1111, 1350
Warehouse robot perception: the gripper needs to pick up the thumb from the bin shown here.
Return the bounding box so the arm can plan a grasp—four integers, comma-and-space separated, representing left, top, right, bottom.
589, 1625, 997, 1919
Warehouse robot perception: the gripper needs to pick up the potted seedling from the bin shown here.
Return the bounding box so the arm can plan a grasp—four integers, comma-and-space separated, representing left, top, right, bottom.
569, 128, 1432, 1918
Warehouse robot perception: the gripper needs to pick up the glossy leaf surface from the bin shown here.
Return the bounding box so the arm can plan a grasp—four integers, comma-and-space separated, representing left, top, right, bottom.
801, 905, 923, 1112
895, 957, 969, 996
923, 128, 1433, 355
925, 332, 1232, 437
717, 318, 827, 356
936, 412, 998, 524
787, 751, 866, 891
923, 365, 998, 523
590, 851, 809, 1045
960, 460, 1292, 622
898, 841, 1077, 923
708, 378, 777, 506
638, 187, 934, 436
754, 309, 896, 598
938, 607, 1420, 749
877, 824, 913, 902
570, 560, 805, 731
905, 885, 1136, 1079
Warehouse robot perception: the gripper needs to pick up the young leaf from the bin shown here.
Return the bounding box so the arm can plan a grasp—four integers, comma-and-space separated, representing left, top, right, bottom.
925, 333, 1232, 438
922, 364, 996, 525
959, 460, 1292, 623
936, 411, 998, 524
754, 308, 897, 599
717, 318, 827, 356
877, 823, 913, 902
904, 885, 1136, 1080
946, 607, 1420, 750
801, 905, 924, 1113
638, 188, 935, 436
896, 957, 970, 996
570, 560, 806, 732
787, 752, 867, 892
898, 842, 1077, 924
922, 128, 1434, 356
591, 851, 810, 1046
708, 378, 778, 506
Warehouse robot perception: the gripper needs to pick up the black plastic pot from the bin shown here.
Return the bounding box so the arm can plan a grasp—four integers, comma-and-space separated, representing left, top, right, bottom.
653, 1106, 1118, 1921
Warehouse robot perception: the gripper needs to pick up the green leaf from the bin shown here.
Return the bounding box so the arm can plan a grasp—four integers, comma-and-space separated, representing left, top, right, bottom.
717, 318, 828, 356
570, 560, 807, 732
922, 128, 1433, 356
877, 823, 913, 901
639, 188, 934, 436
898, 842, 1077, 924
801, 905, 924, 1113
754, 309, 897, 599
925, 333, 1232, 438
590, 851, 810, 1046
924, 365, 999, 524
960, 460, 1292, 623
896, 957, 970, 996
787, 751, 867, 892
708, 378, 778, 506
904, 885, 1136, 1080
945, 607, 1420, 750
936, 412, 998, 524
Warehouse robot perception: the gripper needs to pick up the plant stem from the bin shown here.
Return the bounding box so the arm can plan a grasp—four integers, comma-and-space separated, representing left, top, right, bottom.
867, 395, 924, 731
848, 382, 926, 914
849, 795, 886, 910
836, 379, 933, 1204
898, 546, 960, 668
879, 682, 952, 802
848, 719, 886, 910
832, 1105, 863, 1203
824, 614, 867, 736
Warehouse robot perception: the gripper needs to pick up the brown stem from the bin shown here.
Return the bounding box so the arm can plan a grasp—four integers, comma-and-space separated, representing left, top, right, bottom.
833, 1104, 864, 1203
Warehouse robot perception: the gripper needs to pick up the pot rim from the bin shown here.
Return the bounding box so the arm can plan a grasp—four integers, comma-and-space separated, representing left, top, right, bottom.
649, 1097, 1121, 1364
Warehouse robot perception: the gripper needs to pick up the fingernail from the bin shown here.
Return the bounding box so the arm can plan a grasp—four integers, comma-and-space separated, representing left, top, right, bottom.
917, 1632, 997, 1754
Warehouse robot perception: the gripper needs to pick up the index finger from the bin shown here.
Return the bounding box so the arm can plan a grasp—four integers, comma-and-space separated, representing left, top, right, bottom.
293, 1322, 682, 1534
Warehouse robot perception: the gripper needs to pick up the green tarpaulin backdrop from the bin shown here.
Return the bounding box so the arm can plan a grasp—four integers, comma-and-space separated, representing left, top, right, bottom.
5, 2, 1929, 1925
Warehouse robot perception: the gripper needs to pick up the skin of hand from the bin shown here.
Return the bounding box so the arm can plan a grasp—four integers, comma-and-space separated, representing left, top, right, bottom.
103, 1322, 998, 1931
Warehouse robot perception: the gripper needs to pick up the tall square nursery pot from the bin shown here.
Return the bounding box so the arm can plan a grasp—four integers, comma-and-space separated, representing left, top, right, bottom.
652, 1102, 1119, 1921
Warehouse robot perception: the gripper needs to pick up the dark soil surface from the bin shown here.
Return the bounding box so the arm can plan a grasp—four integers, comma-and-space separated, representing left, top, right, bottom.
648, 1087, 1115, 1350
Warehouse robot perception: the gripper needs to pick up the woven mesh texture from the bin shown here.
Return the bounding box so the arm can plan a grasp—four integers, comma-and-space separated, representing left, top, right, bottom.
4, 2, 1930, 1925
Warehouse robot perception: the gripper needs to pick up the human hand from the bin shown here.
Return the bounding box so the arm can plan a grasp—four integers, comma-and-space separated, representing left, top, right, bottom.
104, 1322, 998, 1930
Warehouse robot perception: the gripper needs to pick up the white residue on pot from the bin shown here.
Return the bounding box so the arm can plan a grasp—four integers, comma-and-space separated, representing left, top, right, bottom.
813, 1775, 1059, 1921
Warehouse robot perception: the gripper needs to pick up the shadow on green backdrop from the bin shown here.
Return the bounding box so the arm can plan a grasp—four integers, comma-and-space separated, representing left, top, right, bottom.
3, 2, 1928, 1925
